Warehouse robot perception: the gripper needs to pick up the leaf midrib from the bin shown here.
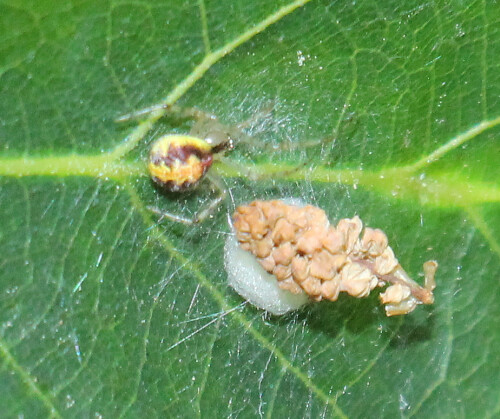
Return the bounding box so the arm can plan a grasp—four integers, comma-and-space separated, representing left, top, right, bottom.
1, 143, 498, 209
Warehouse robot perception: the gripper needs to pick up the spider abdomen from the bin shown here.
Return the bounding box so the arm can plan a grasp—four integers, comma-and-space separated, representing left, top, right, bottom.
148, 134, 214, 192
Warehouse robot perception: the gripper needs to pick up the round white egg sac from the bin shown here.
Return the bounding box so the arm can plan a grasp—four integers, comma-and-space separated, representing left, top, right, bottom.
224, 232, 309, 316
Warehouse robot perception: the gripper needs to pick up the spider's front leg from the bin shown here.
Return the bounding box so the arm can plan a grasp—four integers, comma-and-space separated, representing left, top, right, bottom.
115, 103, 217, 124
148, 173, 227, 225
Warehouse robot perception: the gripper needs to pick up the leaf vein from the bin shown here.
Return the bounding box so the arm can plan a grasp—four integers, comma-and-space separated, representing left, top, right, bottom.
0, 338, 62, 418
125, 186, 348, 418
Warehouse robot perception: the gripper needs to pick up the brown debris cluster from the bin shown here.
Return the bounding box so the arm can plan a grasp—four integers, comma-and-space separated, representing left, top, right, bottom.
232, 200, 437, 316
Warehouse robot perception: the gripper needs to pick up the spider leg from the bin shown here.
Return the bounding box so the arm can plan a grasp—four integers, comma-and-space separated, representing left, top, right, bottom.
147, 205, 198, 225
115, 104, 170, 123
234, 101, 275, 131
192, 172, 227, 223
115, 104, 217, 124
147, 173, 227, 225
232, 103, 338, 153
175, 106, 217, 122
216, 155, 308, 182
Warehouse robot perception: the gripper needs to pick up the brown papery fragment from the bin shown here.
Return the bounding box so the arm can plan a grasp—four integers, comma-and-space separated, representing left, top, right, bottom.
232, 200, 438, 316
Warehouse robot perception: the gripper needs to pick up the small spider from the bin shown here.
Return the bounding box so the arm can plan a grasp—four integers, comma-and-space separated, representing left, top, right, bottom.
118, 103, 338, 224
117, 104, 265, 224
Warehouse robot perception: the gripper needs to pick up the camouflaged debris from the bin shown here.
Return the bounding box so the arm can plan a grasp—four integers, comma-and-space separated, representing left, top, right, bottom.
232, 200, 437, 316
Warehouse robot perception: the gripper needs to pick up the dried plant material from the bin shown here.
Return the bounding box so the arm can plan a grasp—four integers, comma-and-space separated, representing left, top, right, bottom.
224, 234, 308, 315
232, 200, 438, 316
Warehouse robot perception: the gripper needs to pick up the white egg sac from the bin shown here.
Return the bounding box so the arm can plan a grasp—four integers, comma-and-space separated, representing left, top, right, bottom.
224, 233, 308, 315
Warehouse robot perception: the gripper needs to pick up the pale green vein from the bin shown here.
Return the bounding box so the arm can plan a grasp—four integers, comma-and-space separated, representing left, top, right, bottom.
198, 0, 211, 54
216, 162, 500, 208
44, 186, 110, 394
480, 0, 488, 118
119, 262, 173, 419
19, 94, 31, 150
409, 338, 453, 417
109, 0, 314, 160
51, 327, 100, 395
104, 4, 131, 104
0, 339, 62, 419
10, 184, 102, 349
1, 154, 499, 209
1, 113, 499, 209
265, 367, 286, 419
91, 189, 133, 323
195, 318, 222, 419
425, 67, 436, 152
20, 179, 33, 288
331, 52, 357, 137
486, 390, 500, 419
335, 319, 401, 397
410, 228, 476, 417
403, 115, 500, 173
125, 186, 348, 418
451, 335, 491, 386
464, 206, 500, 258
408, 238, 459, 418
0, 154, 144, 179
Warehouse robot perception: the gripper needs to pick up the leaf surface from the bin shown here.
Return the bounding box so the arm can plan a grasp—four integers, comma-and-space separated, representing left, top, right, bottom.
1, 0, 499, 417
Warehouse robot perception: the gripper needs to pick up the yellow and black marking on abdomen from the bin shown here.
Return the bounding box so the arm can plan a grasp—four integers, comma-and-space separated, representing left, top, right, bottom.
148, 134, 214, 192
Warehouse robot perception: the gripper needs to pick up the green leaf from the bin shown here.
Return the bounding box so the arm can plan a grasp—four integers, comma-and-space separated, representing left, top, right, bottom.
1, 0, 499, 417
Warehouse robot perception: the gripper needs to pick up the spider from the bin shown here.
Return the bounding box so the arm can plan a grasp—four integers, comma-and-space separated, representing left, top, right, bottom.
118, 103, 338, 225
117, 104, 271, 224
